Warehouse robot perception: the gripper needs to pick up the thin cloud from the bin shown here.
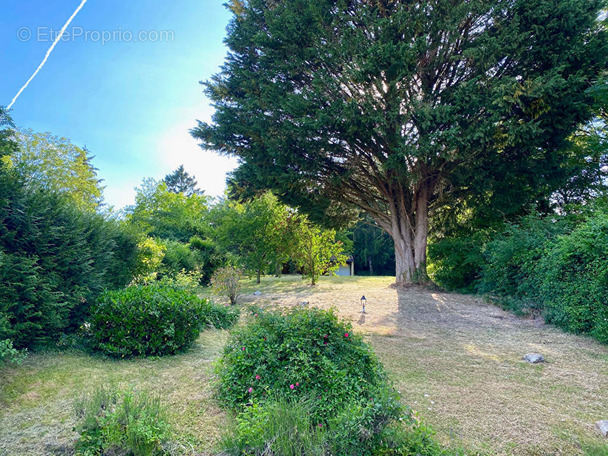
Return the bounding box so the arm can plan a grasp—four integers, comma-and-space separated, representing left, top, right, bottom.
8, 0, 89, 110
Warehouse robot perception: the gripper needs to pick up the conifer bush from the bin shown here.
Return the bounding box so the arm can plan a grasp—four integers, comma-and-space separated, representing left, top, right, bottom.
0, 184, 139, 349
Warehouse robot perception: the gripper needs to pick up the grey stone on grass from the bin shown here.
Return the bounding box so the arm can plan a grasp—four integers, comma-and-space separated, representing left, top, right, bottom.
596, 420, 608, 437
253, 291, 262, 296
523, 353, 545, 364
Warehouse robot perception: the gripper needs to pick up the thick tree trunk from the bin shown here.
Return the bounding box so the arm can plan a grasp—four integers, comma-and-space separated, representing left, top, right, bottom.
368, 258, 373, 276
256, 269, 261, 284
386, 185, 430, 285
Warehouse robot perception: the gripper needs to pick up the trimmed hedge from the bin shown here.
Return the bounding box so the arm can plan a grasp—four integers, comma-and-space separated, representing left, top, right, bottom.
89, 284, 238, 357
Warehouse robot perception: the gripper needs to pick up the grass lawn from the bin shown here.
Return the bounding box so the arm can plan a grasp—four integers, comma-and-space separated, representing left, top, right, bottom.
2, 275, 608, 455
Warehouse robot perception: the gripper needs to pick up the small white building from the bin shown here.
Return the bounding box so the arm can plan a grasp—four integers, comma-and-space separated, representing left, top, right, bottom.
335, 256, 354, 276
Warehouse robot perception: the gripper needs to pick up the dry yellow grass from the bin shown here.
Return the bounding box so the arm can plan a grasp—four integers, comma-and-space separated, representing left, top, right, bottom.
1, 275, 607, 455
0, 330, 229, 456
242, 275, 608, 455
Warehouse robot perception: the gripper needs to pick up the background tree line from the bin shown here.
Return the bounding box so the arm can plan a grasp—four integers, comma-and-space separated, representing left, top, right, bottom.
0, 110, 352, 358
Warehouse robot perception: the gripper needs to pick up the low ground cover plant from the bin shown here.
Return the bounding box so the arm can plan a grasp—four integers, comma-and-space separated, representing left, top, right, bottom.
89, 284, 238, 357
74, 384, 171, 456
216, 307, 451, 455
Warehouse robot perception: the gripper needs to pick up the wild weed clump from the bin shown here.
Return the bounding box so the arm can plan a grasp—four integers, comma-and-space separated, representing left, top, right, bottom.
74, 385, 171, 456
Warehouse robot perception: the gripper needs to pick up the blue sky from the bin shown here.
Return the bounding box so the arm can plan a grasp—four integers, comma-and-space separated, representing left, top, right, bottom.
1, 0, 238, 208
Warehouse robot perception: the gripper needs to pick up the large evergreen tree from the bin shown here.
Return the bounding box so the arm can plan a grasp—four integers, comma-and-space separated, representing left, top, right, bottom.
0, 108, 138, 349
194, 0, 608, 284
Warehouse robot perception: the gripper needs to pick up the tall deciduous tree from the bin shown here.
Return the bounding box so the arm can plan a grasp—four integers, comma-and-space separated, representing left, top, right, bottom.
127, 178, 209, 242
295, 219, 347, 285
193, 0, 608, 285
12, 129, 103, 211
213, 192, 290, 283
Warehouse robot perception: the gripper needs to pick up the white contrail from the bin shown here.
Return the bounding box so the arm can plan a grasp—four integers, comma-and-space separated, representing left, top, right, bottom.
7, 0, 89, 110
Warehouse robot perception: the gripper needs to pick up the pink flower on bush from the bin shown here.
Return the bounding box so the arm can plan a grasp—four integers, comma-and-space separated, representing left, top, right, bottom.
248, 387, 253, 393
296, 382, 299, 386
242, 347, 245, 350
255, 375, 261, 380
254, 313, 258, 317
318, 424, 323, 427
289, 384, 295, 390
323, 334, 328, 338
323, 341, 327, 345
344, 333, 349, 338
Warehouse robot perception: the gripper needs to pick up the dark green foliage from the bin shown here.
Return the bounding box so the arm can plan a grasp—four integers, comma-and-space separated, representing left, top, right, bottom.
188, 235, 229, 284
90, 285, 202, 357
536, 211, 608, 342
74, 385, 171, 456
478, 217, 563, 296
428, 231, 490, 292
0, 176, 138, 349
89, 284, 236, 357
0, 109, 138, 350
194, 0, 608, 283
478, 210, 608, 343
163, 164, 202, 197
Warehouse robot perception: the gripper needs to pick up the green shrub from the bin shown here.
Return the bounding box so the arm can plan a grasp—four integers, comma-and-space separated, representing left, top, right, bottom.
477, 210, 608, 344
161, 239, 202, 278
536, 211, 608, 342
217, 308, 456, 455
89, 284, 209, 357
74, 385, 171, 456
216, 307, 386, 420
478, 215, 565, 299
211, 266, 243, 305
428, 231, 488, 291
0, 339, 26, 366
0, 185, 139, 349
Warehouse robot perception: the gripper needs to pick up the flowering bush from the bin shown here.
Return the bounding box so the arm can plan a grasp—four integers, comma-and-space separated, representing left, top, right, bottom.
211, 266, 243, 305
217, 308, 449, 455
216, 307, 386, 420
